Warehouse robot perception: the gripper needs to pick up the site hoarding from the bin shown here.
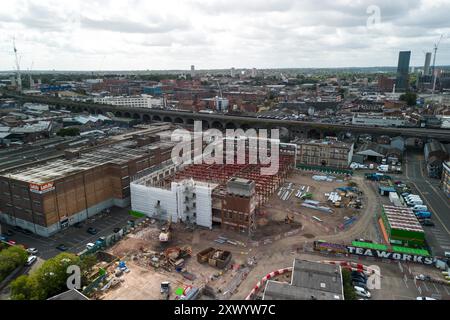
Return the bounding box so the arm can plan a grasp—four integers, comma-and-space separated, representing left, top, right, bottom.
314, 241, 435, 265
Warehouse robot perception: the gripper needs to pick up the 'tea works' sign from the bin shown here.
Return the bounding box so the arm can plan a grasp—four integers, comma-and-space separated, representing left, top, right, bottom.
346, 246, 435, 265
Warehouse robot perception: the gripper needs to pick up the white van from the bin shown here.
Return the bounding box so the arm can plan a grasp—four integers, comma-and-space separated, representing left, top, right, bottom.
405, 194, 421, 200
413, 205, 428, 212
407, 199, 424, 206
354, 286, 371, 299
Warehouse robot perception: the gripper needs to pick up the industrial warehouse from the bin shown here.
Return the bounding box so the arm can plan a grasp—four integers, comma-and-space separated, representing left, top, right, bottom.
0, 124, 178, 236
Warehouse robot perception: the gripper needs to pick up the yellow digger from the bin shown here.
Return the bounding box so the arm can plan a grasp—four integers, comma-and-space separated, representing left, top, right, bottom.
159, 216, 172, 243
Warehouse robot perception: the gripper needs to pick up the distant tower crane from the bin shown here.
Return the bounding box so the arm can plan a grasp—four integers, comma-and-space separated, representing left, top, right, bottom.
431, 34, 444, 96
28, 61, 34, 89
13, 37, 22, 92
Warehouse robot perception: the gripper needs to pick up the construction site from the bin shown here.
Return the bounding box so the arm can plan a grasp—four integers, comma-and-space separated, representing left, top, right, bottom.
81, 161, 368, 300
130, 146, 296, 237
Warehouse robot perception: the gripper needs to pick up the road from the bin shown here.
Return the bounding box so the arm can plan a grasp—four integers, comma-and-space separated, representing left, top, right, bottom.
404, 150, 450, 256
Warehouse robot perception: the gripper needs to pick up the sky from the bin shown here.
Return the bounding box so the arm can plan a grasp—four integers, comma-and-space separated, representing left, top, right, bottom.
0, 0, 449, 71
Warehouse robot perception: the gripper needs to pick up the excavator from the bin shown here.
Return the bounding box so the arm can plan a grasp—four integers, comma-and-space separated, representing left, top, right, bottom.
159, 216, 172, 243
285, 212, 295, 224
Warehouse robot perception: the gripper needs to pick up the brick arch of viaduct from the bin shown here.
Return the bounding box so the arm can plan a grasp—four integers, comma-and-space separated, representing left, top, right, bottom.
65, 105, 418, 142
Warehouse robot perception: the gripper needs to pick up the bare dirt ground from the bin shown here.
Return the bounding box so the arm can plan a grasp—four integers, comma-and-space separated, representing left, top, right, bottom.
100, 171, 381, 300
231, 173, 383, 299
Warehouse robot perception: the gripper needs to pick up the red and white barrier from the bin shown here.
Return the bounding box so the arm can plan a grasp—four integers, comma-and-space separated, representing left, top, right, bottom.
245, 267, 293, 300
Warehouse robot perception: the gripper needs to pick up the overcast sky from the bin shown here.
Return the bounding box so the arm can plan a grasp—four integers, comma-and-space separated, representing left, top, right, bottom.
0, 0, 449, 71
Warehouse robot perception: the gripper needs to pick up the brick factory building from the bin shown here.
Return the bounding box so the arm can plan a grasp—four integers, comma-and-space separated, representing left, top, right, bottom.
292, 138, 354, 169
0, 124, 178, 237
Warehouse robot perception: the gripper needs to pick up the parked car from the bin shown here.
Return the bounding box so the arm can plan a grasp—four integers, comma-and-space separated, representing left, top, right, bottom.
352, 271, 367, 280
416, 296, 436, 300
352, 281, 368, 290
8, 240, 16, 246
22, 229, 33, 236
354, 286, 371, 299
56, 244, 68, 251
420, 219, 435, 227
26, 256, 37, 266
113, 228, 121, 233
86, 243, 95, 250
27, 248, 39, 255
73, 222, 83, 229
13, 226, 23, 232
415, 274, 431, 281
87, 227, 98, 235
6, 230, 14, 236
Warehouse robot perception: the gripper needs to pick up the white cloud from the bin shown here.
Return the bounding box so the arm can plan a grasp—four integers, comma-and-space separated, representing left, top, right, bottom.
0, 0, 449, 70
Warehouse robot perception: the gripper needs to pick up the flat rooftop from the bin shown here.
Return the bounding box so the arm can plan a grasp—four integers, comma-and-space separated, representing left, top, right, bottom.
1, 125, 177, 184
263, 259, 344, 301
383, 205, 424, 233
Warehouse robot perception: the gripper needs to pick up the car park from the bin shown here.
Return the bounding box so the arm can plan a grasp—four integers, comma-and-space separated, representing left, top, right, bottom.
26, 255, 37, 266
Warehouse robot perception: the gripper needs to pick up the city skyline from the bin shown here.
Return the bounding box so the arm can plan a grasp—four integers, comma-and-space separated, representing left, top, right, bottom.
0, 0, 449, 71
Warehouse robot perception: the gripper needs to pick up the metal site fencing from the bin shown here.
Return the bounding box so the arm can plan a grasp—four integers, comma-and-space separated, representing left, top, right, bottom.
297, 164, 354, 176
79, 217, 148, 258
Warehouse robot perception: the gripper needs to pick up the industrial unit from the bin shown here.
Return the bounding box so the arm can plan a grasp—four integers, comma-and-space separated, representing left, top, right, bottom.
130, 151, 295, 237
291, 138, 354, 169
380, 205, 426, 248
0, 125, 177, 237
262, 259, 344, 300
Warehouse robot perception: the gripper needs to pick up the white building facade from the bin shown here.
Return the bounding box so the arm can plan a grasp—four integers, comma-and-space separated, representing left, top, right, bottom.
94, 94, 163, 109
131, 178, 216, 229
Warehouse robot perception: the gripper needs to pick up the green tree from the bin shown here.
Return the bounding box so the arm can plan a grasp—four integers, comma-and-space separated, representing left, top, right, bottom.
10, 253, 83, 300
10, 275, 46, 300
400, 92, 417, 107
342, 269, 357, 300
57, 127, 80, 137
0, 246, 28, 282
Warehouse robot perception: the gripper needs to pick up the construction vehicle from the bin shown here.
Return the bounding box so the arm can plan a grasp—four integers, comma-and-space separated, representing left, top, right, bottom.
285, 212, 294, 224
159, 216, 172, 243
160, 281, 170, 300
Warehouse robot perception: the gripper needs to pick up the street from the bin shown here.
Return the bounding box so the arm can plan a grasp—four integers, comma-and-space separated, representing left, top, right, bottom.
404, 150, 450, 257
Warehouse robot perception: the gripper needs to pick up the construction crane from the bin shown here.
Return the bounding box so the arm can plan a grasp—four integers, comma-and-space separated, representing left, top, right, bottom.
28, 61, 34, 90
216, 80, 223, 98
13, 37, 22, 92
431, 34, 444, 96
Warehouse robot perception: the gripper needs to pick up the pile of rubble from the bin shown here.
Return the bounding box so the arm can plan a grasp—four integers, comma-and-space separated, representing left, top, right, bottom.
130, 245, 193, 272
